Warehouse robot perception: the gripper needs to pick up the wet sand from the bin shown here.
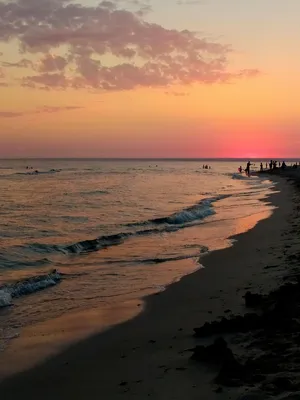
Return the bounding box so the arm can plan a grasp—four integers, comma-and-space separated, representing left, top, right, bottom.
0, 174, 298, 400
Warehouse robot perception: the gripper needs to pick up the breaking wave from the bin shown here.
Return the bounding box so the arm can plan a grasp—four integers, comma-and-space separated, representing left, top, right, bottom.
128, 195, 228, 227
0, 270, 62, 308
150, 196, 225, 225
27, 195, 227, 256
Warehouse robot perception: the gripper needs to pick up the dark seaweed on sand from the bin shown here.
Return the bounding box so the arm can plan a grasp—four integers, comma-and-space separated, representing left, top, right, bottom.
191, 279, 300, 395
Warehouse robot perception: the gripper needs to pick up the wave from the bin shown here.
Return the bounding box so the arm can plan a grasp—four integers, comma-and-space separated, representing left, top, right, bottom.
27, 196, 226, 256
30, 229, 169, 255
230, 173, 262, 181
0, 290, 12, 308
29, 233, 130, 255
151, 197, 223, 225
98, 248, 209, 267
0, 270, 62, 308
0, 256, 51, 270
135, 253, 206, 265
128, 196, 227, 227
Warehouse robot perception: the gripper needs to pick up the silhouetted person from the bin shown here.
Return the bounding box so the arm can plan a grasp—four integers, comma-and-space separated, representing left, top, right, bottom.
260, 162, 263, 171
269, 160, 273, 170
245, 161, 252, 176
281, 161, 286, 169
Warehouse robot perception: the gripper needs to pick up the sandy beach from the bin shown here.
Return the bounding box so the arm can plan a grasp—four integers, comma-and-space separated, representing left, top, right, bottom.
1, 172, 300, 400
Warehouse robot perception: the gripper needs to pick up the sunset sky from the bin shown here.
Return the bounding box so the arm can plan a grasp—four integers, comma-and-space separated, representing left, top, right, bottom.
0, 0, 299, 158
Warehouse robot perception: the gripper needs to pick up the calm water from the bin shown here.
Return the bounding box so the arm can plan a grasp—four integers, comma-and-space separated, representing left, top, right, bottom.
0, 160, 275, 363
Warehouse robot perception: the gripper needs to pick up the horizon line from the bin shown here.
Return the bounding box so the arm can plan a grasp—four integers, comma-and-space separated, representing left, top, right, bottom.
0, 157, 299, 161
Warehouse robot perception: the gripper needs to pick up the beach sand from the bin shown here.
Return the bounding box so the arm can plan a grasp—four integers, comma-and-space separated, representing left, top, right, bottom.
1, 174, 299, 400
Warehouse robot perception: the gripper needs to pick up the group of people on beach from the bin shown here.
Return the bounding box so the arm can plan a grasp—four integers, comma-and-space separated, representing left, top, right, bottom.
259, 160, 300, 171
260, 160, 288, 171
238, 160, 299, 177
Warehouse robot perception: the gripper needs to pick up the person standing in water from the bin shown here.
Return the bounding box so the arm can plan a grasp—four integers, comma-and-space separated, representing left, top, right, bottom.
245, 161, 252, 177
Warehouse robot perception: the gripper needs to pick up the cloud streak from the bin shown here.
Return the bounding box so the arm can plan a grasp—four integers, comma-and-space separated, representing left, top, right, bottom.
0, 111, 24, 118
0, 105, 83, 118
1, 59, 33, 68
0, 0, 259, 91
164, 91, 190, 96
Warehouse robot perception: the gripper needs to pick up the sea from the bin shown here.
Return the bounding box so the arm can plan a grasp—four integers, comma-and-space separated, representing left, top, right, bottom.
0, 159, 277, 374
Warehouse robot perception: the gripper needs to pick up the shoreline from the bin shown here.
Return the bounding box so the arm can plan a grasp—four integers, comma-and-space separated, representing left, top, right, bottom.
0, 175, 295, 399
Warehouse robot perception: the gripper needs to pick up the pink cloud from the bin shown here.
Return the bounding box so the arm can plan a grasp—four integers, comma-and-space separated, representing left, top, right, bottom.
0, 0, 260, 91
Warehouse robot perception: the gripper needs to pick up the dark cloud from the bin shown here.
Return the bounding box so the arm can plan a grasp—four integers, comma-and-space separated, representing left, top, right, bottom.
37, 54, 68, 72
0, 0, 259, 91
0, 105, 83, 118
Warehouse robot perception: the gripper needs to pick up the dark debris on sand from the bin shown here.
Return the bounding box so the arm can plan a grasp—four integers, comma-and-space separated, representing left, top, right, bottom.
191, 278, 300, 396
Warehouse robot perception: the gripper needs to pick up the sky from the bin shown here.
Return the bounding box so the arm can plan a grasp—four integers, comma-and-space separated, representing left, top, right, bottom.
0, 0, 299, 158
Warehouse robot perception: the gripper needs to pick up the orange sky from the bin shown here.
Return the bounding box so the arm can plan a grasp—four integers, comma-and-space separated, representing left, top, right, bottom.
0, 0, 300, 158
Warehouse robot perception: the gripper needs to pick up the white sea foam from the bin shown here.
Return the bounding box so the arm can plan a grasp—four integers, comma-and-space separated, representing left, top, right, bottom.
0, 290, 12, 308
0, 271, 61, 308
